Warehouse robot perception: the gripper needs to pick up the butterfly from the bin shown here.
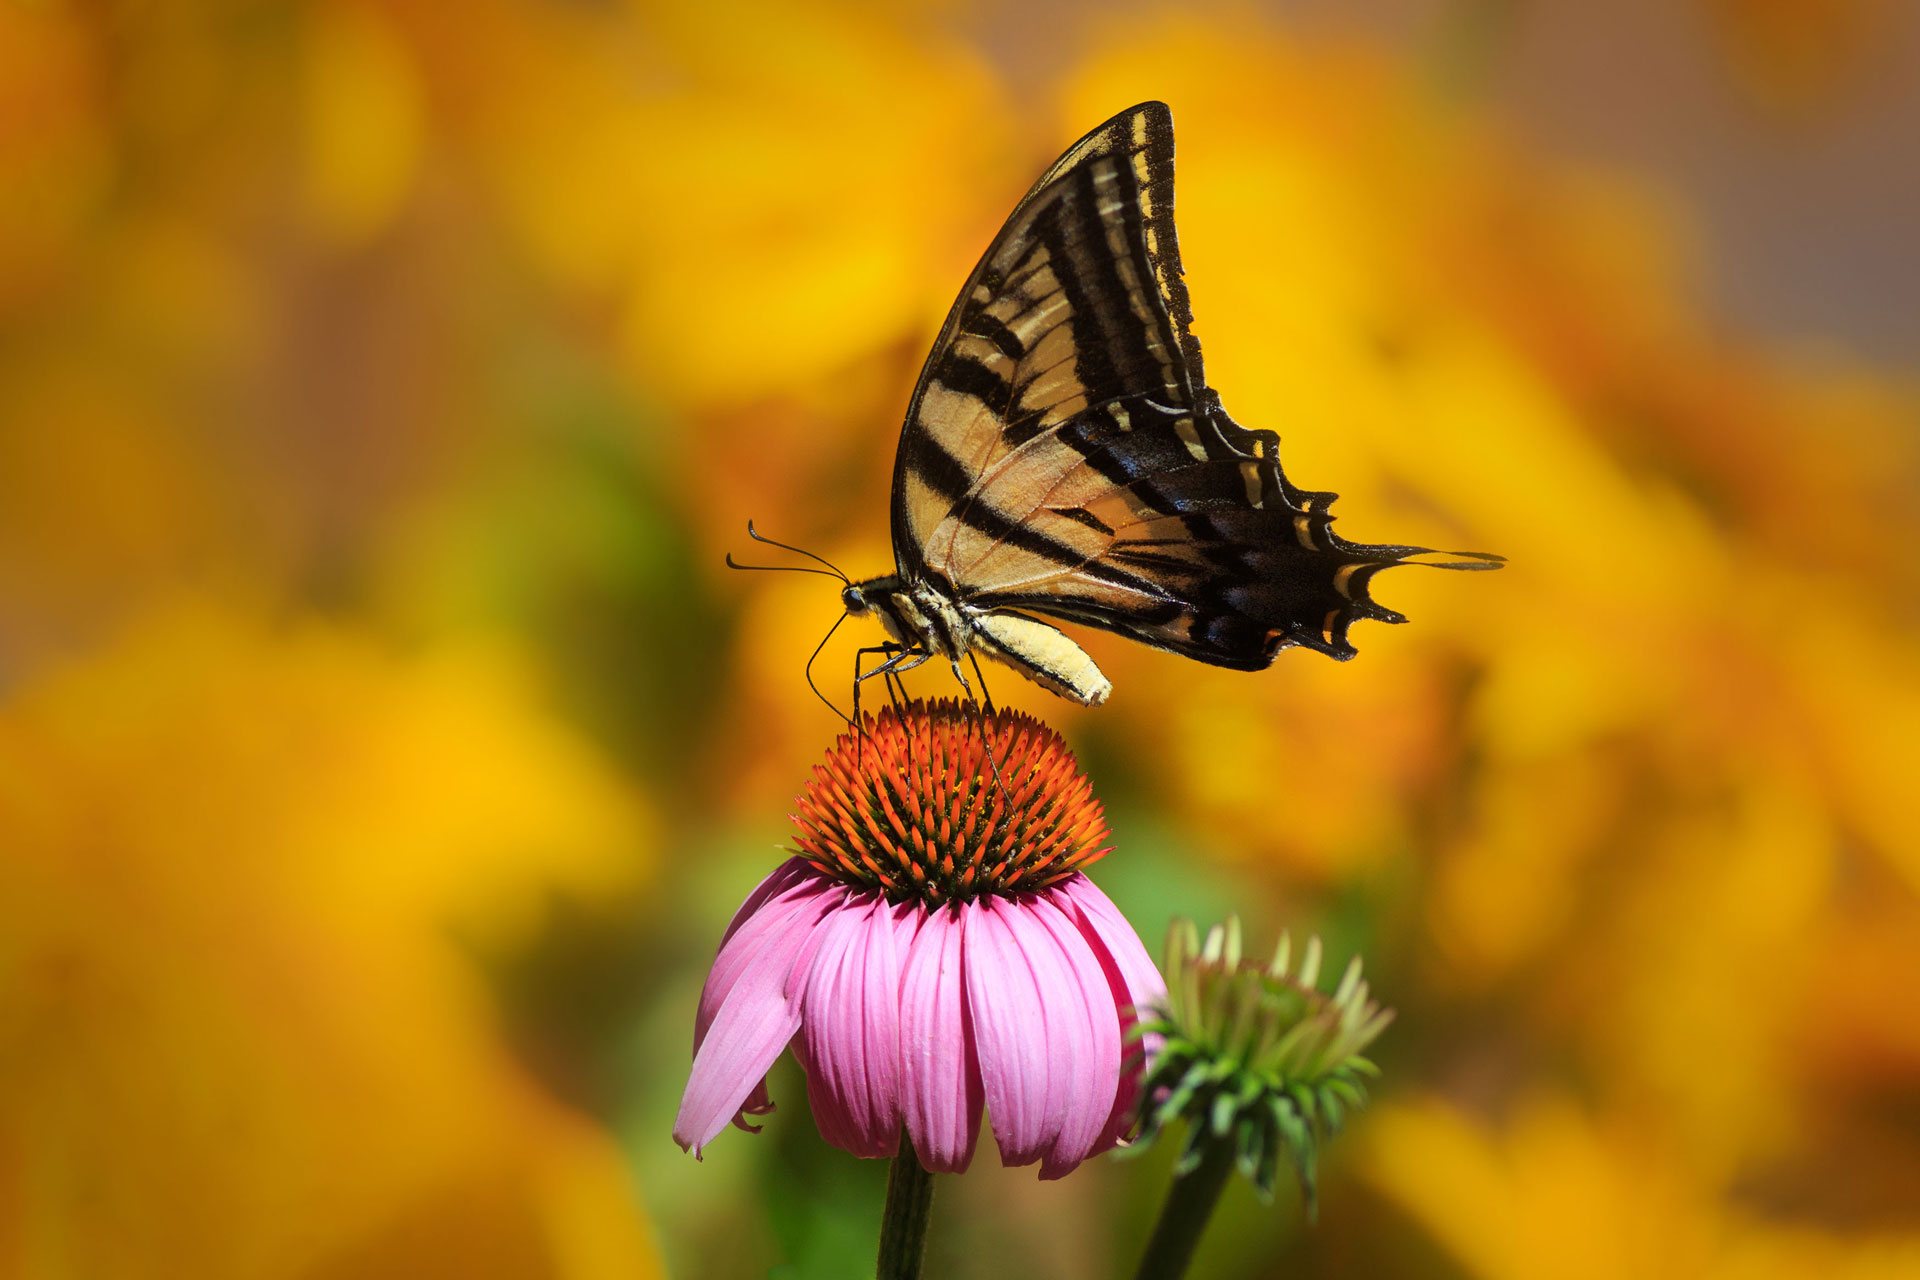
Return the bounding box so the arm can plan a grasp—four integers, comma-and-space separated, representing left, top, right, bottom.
742, 101, 1501, 712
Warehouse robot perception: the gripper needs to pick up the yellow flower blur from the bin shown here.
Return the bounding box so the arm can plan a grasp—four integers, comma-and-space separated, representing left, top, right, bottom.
0, 603, 661, 1277
1368, 1095, 1920, 1280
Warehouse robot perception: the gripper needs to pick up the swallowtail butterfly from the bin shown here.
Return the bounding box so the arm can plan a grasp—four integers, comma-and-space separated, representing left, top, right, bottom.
760, 102, 1501, 709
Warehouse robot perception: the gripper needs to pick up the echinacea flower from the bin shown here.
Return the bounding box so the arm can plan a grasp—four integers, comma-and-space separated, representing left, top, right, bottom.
674, 699, 1163, 1179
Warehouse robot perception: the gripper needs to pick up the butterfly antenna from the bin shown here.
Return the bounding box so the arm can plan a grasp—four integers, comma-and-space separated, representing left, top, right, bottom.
724, 553, 847, 580
804, 611, 852, 724
744, 520, 851, 583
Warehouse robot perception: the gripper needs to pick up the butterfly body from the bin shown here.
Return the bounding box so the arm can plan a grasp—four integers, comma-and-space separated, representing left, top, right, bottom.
842, 576, 1112, 705
839, 101, 1498, 707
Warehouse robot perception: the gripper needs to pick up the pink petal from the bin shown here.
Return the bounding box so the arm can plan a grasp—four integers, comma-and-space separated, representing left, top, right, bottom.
898, 903, 982, 1173
1054, 875, 1166, 1150
1056, 876, 1165, 1026
674, 878, 844, 1155
890, 896, 925, 958
718, 857, 817, 952
795, 894, 903, 1158
683, 863, 836, 1139
694, 859, 824, 1054
962, 898, 1057, 1169
1025, 895, 1122, 1178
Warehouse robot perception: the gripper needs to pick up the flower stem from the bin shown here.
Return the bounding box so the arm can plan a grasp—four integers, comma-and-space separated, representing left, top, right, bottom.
876, 1132, 935, 1280
1132, 1141, 1236, 1280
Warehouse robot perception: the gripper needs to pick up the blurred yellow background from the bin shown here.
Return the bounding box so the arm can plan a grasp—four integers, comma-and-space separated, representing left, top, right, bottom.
3, 1, 1917, 1277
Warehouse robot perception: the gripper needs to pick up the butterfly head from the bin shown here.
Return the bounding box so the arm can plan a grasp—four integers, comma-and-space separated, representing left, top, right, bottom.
842, 574, 953, 661
840, 575, 903, 620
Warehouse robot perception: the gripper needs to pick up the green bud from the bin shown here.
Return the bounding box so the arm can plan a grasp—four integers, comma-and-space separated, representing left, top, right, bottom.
1126, 917, 1394, 1215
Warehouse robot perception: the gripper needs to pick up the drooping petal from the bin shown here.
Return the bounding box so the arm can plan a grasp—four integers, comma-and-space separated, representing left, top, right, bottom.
795, 893, 903, 1158
1024, 895, 1123, 1177
674, 879, 845, 1156
694, 859, 831, 1054
717, 857, 818, 952
682, 864, 838, 1137
962, 897, 1057, 1168
898, 903, 982, 1173
1054, 875, 1166, 1149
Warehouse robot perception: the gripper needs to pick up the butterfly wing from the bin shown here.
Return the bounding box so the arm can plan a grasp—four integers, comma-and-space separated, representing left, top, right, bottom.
891, 103, 1201, 576
891, 101, 1499, 668
960, 389, 1501, 664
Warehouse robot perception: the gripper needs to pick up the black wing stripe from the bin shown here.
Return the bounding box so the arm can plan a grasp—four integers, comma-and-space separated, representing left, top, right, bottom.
1032, 196, 1119, 413
953, 500, 1104, 583
965, 314, 1027, 361
990, 281, 1067, 334
945, 475, 1187, 604
1075, 160, 1176, 399
1052, 506, 1115, 536
1111, 144, 1186, 396
991, 253, 1060, 307
904, 432, 975, 506
932, 353, 1013, 409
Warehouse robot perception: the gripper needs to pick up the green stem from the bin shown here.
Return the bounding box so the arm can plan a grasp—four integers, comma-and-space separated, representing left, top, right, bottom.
876, 1132, 936, 1280
1132, 1141, 1236, 1280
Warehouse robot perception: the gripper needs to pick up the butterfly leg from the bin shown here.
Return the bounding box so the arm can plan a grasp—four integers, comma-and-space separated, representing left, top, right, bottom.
966, 650, 999, 716
864, 644, 936, 775
855, 644, 929, 714
853, 643, 930, 767
949, 657, 1015, 812
852, 644, 904, 729
878, 650, 931, 775
853, 643, 905, 766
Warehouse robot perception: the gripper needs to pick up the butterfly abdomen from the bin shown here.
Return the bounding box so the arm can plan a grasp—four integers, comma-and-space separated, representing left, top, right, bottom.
973, 612, 1111, 706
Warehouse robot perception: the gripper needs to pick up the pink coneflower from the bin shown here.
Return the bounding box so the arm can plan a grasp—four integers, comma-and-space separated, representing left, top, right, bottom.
674, 699, 1163, 1179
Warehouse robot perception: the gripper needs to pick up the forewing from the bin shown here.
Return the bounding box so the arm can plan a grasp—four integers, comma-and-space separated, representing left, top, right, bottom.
891, 101, 1200, 580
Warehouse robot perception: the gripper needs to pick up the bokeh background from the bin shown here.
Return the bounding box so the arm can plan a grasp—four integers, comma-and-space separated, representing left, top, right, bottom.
4, 0, 1918, 1276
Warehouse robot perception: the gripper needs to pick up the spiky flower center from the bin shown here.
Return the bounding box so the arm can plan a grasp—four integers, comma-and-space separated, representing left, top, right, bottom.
791, 699, 1110, 905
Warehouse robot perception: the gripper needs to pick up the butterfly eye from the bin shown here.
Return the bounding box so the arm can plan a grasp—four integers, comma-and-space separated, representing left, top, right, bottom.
841, 585, 867, 615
